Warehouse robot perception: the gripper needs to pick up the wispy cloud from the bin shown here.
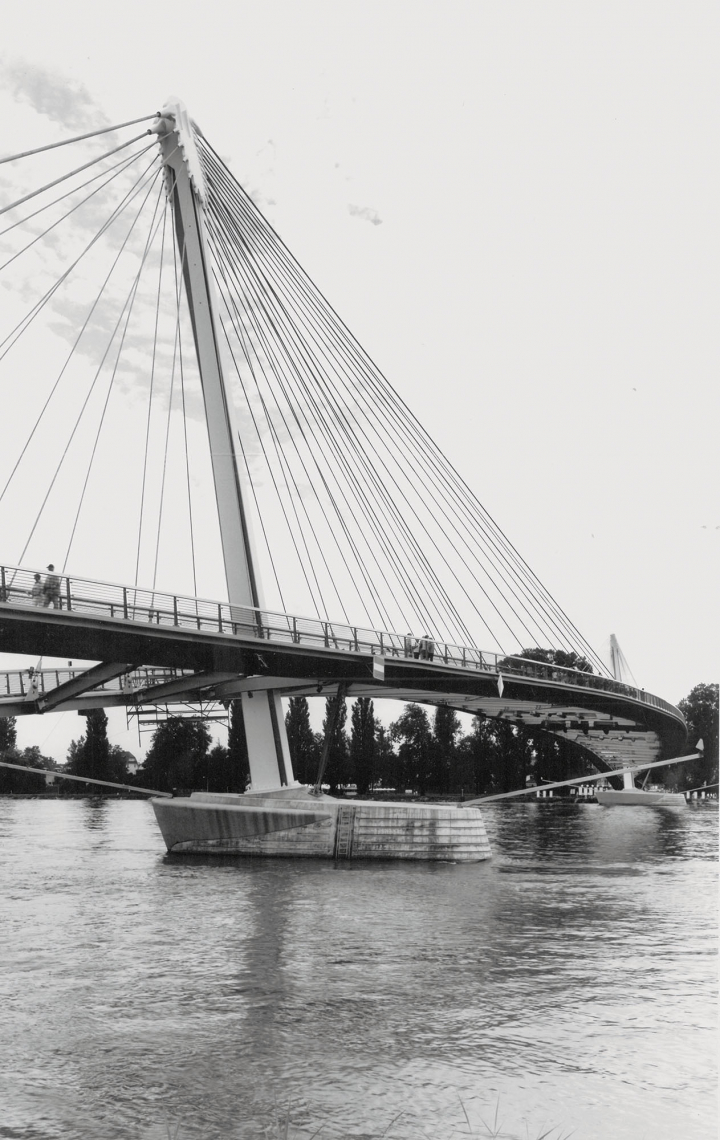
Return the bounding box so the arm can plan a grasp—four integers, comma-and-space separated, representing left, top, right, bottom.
0, 59, 109, 132
348, 203, 382, 226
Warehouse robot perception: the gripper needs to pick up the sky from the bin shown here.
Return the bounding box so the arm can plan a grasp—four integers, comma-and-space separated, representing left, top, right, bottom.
0, 0, 717, 763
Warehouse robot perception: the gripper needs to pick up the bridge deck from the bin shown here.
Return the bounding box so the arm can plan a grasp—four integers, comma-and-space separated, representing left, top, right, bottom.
0, 563, 686, 771
0, 563, 680, 711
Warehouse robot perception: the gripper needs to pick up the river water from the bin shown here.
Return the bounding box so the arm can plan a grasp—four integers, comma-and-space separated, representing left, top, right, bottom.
0, 798, 716, 1140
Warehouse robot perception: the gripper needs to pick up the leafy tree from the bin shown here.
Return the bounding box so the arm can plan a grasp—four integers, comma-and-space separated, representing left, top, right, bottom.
108, 747, 137, 782
192, 740, 246, 793
676, 683, 719, 790
227, 700, 251, 790
140, 717, 212, 792
484, 720, 534, 793
523, 728, 584, 785
390, 703, 432, 793
285, 696, 319, 785
321, 695, 348, 793
188, 702, 249, 793
350, 697, 375, 795
0, 742, 57, 794
455, 716, 495, 796
504, 647, 594, 674
430, 705, 461, 793
17, 745, 56, 770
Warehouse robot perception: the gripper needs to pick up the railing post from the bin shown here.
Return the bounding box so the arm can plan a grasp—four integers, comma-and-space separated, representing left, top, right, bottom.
173, 596, 178, 626
293, 616, 298, 643
218, 604, 223, 633
323, 622, 329, 648
122, 587, 128, 620
0, 566, 6, 602
353, 628, 358, 651
65, 578, 72, 611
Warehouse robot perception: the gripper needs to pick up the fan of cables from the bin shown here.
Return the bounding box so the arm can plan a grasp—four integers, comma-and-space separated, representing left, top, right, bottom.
196, 128, 607, 671
0, 111, 608, 673
0, 113, 220, 603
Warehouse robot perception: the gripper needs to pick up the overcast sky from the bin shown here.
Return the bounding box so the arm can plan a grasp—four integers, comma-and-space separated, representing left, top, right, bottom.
0, 1, 716, 763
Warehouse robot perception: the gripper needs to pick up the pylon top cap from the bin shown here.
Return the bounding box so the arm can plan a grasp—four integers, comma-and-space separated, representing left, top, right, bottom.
152, 97, 206, 205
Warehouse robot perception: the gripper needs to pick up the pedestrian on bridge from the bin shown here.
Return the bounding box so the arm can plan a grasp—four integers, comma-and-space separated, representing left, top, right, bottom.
404, 633, 416, 658
418, 635, 435, 661
43, 565, 61, 609
30, 573, 43, 606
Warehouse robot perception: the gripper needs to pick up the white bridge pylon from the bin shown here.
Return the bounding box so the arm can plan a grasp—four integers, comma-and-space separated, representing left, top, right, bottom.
152, 99, 294, 792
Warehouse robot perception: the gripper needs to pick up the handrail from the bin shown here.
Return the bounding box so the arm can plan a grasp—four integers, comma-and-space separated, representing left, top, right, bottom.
0, 665, 184, 699
0, 562, 684, 723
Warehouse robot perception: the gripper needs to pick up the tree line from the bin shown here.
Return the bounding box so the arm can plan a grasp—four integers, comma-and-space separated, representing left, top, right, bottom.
284, 694, 592, 796
0, 680, 716, 797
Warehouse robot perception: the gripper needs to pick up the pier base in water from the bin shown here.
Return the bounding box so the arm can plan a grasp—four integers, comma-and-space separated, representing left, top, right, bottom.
151, 788, 491, 861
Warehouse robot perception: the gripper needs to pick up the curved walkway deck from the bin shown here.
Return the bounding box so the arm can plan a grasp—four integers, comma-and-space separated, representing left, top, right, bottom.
0, 562, 686, 772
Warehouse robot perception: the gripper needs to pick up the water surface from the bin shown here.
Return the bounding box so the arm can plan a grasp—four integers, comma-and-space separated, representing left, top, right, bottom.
0, 798, 716, 1140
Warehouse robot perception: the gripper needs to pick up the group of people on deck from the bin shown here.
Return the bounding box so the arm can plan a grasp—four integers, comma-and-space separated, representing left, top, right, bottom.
404, 632, 435, 661
30, 565, 61, 609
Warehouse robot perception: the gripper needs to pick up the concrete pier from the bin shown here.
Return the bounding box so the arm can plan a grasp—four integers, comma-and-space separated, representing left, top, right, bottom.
152, 788, 491, 862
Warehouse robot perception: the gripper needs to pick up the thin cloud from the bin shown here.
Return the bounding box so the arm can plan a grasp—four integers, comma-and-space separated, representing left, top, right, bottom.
348, 203, 382, 226
0, 60, 109, 132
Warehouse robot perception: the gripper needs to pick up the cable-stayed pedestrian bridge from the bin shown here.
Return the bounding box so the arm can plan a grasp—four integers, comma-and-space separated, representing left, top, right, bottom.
0, 98, 688, 839
0, 561, 685, 773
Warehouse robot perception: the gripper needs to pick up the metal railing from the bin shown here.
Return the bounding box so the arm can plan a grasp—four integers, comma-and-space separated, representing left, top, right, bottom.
0, 563, 684, 723
0, 665, 183, 700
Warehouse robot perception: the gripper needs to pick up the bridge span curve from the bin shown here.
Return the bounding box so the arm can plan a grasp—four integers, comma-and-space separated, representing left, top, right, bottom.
0, 562, 686, 776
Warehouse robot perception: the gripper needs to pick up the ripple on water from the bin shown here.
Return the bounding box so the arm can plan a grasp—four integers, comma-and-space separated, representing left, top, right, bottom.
0, 798, 716, 1140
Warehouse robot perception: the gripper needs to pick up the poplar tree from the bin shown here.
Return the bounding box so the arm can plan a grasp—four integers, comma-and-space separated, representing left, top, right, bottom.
66, 709, 112, 781
322, 695, 348, 792
350, 697, 375, 795
431, 705, 460, 793
285, 696, 318, 785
